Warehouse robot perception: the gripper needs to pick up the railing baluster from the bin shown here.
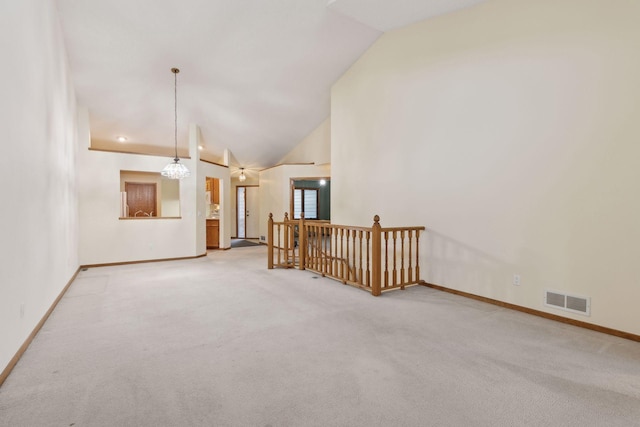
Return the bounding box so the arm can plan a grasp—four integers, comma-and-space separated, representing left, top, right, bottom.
294, 223, 298, 266
322, 225, 327, 276
408, 230, 413, 283
332, 227, 337, 277
316, 225, 321, 273
400, 230, 405, 289
352, 230, 356, 282
308, 224, 312, 270
326, 226, 330, 275
298, 212, 309, 270
318, 225, 321, 272
311, 225, 315, 270
318, 224, 322, 274
345, 229, 351, 283
283, 213, 290, 267
277, 223, 281, 266
416, 232, 420, 282
315, 224, 320, 273
392, 231, 397, 286
358, 230, 363, 285
384, 231, 389, 289
328, 226, 333, 276
366, 230, 371, 288
328, 226, 332, 276
339, 228, 345, 283
336, 227, 340, 278
268, 213, 274, 269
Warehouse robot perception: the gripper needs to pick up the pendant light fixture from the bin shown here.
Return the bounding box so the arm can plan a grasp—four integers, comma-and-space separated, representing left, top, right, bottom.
239, 168, 247, 182
161, 67, 190, 179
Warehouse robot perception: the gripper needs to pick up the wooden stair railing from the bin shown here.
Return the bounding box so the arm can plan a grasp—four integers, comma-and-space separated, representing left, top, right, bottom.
268, 213, 425, 296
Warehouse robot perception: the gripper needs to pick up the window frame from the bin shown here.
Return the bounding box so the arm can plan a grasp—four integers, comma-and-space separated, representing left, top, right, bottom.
289, 177, 330, 221
292, 188, 318, 220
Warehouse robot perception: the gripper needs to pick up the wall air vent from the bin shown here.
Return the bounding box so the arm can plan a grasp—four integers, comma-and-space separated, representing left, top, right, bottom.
545, 290, 591, 316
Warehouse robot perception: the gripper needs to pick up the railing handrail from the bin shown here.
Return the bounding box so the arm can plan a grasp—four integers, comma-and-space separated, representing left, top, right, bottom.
267, 212, 425, 296
273, 220, 425, 234
380, 226, 425, 232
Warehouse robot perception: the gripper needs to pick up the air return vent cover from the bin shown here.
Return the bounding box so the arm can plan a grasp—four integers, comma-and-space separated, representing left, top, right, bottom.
545, 290, 591, 316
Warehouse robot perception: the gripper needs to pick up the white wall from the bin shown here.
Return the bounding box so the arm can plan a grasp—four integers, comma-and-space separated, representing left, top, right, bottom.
258, 164, 331, 243
331, 0, 640, 335
78, 119, 231, 264
0, 1, 79, 374
77, 111, 198, 265
278, 118, 331, 165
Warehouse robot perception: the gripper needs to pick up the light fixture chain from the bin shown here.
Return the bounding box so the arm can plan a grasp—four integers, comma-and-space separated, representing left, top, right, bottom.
174, 69, 178, 160
161, 67, 189, 179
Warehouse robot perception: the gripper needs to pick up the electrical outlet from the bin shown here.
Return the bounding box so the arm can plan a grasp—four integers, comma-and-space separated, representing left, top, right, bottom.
513, 274, 521, 286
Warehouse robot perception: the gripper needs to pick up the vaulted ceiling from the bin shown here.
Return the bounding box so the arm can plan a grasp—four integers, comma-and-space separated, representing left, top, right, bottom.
55, 0, 486, 169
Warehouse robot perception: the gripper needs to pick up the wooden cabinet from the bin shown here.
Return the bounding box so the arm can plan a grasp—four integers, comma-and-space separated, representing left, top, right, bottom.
212, 178, 219, 204
206, 219, 219, 249
125, 182, 157, 217
205, 177, 220, 248
205, 178, 220, 204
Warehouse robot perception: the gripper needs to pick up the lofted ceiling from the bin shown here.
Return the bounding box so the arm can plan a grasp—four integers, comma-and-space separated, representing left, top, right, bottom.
55, 0, 487, 170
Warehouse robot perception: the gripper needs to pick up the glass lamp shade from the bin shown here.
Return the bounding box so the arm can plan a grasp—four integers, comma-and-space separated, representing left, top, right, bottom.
239, 171, 246, 182
161, 158, 190, 179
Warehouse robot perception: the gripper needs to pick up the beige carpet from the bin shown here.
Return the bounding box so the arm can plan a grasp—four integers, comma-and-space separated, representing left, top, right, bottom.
1, 246, 639, 426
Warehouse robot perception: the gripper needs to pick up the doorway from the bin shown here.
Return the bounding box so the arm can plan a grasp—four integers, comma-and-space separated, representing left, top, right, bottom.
237, 185, 259, 239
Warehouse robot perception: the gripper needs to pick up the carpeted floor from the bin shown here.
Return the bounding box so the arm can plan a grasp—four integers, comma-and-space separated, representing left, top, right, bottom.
0, 246, 639, 426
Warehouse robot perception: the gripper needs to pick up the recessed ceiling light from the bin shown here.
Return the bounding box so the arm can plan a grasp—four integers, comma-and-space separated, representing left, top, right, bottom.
198, 145, 204, 150
116, 136, 127, 142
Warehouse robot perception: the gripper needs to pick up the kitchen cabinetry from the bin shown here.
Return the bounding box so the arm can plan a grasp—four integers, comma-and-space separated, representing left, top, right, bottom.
124, 182, 157, 217
206, 219, 219, 249
206, 178, 219, 204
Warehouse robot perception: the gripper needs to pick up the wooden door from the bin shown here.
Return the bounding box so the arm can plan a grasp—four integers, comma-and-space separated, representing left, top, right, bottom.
125, 182, 157, 217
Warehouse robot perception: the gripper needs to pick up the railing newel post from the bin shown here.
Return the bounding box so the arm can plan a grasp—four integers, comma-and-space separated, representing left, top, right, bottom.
267, 213, 274, 269
371, 215, 382, 296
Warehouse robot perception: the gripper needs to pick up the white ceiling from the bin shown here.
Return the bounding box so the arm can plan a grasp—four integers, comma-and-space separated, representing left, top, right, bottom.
55, 0, 486, 169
